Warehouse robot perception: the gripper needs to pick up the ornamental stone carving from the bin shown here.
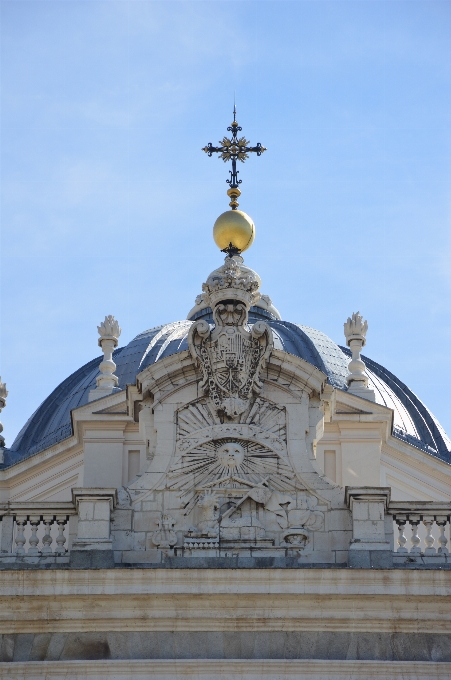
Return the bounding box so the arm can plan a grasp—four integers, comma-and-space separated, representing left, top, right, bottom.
152, 514, 177, 549
201, 255, 261, 310
343, 311, 375, 402
0, 376, 8, 452
189, 307, 273, 421
192, 491, 220, 538
89, 314, 122, 402
188, 255, 273, 420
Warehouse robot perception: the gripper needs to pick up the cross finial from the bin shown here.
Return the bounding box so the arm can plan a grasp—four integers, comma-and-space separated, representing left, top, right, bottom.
202, 107, 266, 210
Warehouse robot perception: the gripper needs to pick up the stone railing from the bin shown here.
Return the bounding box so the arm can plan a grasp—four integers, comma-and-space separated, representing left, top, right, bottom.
0, 502, 76, 561
0, 489, 117, 566
389, 501, 450, 560
346, 488, 451, 568
1, 491, 450, 569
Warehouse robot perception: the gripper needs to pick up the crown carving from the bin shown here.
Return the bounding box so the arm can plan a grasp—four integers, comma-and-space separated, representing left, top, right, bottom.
202, 256, 261, 310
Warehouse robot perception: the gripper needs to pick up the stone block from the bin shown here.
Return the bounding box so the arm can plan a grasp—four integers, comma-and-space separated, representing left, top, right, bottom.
422, 555, 447, 565
133, 512, 153, 532
329, 530, 352, 551
298, 550, 335, 564
335, 550, 348, 563
312, 531, 331, 551
78, 501, 94, 521
93, 500, 111, 521
348, 548, 393, 569
0, 516, 14, 554
112, 530, 134, 551
29, 633, 52, 661
252, 549, 284, 557
370, 549, 393, 569
12, 633, 35, 662
353, 519, 385, 540
352, 501, 369, 520
328, 509, 353, 532
77, 519, 109, 540
134, 532, 146, 550
348, 549, 371, 568
368, 502, 384, 521
142, 501, 159, 511
111, 509, 132, 531
70, 549, 115, 569
121, 550, 162, 563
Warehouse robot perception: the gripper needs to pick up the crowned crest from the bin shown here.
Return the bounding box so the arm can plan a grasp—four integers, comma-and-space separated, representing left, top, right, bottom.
189, 261, 273, 420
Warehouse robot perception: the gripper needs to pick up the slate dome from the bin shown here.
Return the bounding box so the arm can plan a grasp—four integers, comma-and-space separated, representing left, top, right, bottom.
4, 306, 450, 469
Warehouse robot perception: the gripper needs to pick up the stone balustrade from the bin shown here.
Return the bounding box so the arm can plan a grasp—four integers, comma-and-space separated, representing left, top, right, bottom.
389, 501, 450, 562
0, 502, 76, 562
0, 492, 450, 569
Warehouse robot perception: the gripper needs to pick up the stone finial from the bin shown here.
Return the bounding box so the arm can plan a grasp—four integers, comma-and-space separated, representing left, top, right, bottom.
343, 312, 375, 402
88, 315, 122, 402
0, 377, 7, 452
344, 311, 368, 346
97, 315, 121, 343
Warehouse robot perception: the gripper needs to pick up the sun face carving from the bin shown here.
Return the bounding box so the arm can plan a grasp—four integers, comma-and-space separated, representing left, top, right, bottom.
217, 441, 245, 469
167, 437, 297, 515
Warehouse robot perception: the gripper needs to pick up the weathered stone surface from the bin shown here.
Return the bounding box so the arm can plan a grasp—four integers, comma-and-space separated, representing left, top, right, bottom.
70, 550, 115, 569
2, 659, 451, 679
1, 631, 451, 662
348, 550, 393, 569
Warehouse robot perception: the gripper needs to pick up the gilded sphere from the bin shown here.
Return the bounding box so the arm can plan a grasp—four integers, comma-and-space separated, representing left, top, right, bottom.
213, 210, 255, 253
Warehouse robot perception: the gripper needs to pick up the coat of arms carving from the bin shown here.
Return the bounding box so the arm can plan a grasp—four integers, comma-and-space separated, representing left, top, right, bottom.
188, 302, 273, 420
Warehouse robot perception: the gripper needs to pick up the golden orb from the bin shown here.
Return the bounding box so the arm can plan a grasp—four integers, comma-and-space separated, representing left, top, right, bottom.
213, 210, 255, 253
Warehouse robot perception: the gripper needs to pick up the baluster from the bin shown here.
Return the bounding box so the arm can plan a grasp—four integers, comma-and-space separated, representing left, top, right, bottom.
395, 516, 408, 553
28, 516, 41, 555
15, 516, 27, 555
436, 517, 449, 555
55, 516, 67, 554
409, 515, 421, 554
41, 516, 54, 554
423, 516, 436, 555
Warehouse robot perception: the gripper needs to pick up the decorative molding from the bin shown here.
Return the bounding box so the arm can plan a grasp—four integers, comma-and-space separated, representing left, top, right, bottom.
0, 569, 449, 636
2, 660, 450, 679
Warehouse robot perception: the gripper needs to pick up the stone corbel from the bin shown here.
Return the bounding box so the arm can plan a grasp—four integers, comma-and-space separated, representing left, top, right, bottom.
345, 486, 393, 568
71, 488, 117, 551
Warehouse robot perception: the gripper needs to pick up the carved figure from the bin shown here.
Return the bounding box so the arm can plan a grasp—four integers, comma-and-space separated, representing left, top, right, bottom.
152, 514, 177, 549
196, 491, 220, 537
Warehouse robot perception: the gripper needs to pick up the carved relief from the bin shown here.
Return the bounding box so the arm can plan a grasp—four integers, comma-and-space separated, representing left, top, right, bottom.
167, 394, 327, 553
168, 437, 297, 514
188, 301, 273, 420
176, 398, 286, 454
152, 514, 177, 549
195, 491, 220, 538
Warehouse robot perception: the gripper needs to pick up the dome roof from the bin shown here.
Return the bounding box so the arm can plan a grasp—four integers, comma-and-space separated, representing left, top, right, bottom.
3, 307, 450, 469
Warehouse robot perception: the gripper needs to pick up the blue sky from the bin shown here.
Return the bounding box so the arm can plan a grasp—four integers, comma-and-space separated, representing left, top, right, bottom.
1, 0, 450, 444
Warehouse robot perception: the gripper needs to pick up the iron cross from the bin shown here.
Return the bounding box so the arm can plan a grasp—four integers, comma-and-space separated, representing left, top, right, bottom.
202, 106, 266, 209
